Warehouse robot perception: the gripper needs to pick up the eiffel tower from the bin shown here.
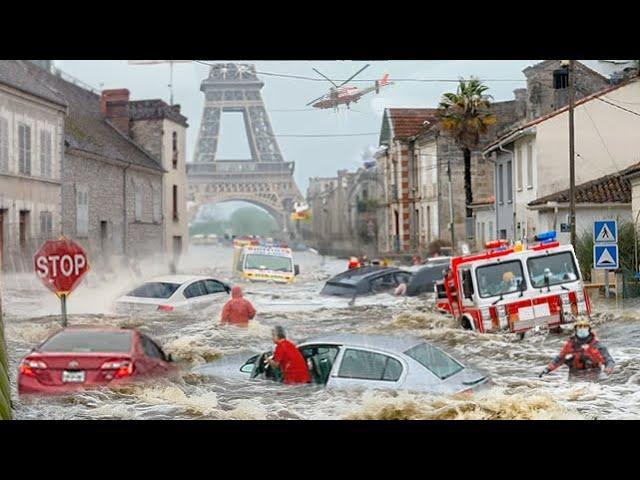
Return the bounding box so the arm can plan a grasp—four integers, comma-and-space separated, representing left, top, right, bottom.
187, 63, 303, 233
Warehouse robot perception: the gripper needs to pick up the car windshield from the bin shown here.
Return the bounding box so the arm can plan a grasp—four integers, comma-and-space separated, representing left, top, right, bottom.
476, 260, 524, 298
321, 282, 356, 296
40, 331, 132, 353
244, 254, 292, 272
127, 282, 180, 299
405, 343, 464, 380
528, 251, 579, 288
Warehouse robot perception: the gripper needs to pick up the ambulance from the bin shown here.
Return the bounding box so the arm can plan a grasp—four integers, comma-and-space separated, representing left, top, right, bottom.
232, 237, 299, 284
435, 231, 591, 335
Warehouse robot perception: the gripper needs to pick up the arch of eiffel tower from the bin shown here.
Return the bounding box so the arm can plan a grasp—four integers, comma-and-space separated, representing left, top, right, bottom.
187, 63, 303, 233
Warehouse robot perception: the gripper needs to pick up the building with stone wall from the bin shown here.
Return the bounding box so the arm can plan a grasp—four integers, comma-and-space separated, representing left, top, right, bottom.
130, 100, 189, 260
19, 63, 166, 270
0, 60, 67, 271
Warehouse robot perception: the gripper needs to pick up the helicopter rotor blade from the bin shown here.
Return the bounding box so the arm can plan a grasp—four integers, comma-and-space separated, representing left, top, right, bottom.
338, 64, 371, 87
312, 68, 339, 88
306, 94, 326, 106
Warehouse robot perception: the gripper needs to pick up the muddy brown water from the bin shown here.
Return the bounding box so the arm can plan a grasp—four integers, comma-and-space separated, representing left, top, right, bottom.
3, 245, 639, 420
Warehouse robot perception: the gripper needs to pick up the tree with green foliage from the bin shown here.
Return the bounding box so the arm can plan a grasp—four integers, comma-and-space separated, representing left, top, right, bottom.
437, 78, 497, 218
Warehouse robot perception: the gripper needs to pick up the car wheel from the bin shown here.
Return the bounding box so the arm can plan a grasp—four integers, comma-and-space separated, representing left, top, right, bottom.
460, 316, 472, 330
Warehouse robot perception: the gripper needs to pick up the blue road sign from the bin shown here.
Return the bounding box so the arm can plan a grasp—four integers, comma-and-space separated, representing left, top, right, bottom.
594, 244, 619, 269
594, 220, 617, 243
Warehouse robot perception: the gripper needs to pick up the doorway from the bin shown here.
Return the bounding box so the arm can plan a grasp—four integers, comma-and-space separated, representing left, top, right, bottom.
172, 236, 183, 260
100, 221, 109, 255
0, 209, 5, 270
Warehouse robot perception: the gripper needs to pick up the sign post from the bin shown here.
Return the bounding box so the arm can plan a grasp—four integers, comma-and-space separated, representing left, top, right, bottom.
593, 220, 618, 299
34, 237, 90, 327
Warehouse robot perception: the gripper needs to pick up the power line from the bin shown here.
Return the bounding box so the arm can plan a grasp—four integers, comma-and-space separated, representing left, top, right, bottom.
582, 102, 621, 172
273, 132, 379, 138
192, 60, 526, 84
596, 96, 640, 118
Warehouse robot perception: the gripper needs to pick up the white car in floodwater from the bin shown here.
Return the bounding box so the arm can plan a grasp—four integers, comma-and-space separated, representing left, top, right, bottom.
194, 333, 491, 395
114, 275, 231, 314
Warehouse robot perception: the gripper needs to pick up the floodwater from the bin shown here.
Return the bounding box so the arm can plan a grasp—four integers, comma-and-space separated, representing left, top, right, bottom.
2, 244, 639, 420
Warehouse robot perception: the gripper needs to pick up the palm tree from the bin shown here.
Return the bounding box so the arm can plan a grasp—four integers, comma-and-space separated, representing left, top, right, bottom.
437, 78, 496, 220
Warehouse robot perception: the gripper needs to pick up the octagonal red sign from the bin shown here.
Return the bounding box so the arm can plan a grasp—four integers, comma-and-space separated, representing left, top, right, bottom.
34, 237, 90, 297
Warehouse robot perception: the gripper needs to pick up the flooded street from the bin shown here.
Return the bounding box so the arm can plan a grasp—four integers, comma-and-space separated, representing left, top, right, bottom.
3, 244, 640, 420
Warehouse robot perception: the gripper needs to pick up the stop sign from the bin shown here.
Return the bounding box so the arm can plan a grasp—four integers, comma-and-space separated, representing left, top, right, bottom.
34, 237, 90, 297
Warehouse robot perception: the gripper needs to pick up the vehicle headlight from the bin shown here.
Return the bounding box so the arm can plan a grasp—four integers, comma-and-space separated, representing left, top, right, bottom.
560, 292, 570, 304
496, 305, 507, 317
575, 290, 585, 302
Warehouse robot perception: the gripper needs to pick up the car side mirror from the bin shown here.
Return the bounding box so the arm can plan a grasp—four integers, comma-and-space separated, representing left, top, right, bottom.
294, 264, 300, 276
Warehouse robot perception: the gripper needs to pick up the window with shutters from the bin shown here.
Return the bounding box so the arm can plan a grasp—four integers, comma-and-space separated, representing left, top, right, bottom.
40, 130, 52, 178
134, 182, 143, 222
76, 184, 89, 236
18, 123, 31, 175
172, 131, 178, 169
40, 211, 53, 238
526, 143, 534, 189
0, 117, 8, 172
153, 184, 161, 223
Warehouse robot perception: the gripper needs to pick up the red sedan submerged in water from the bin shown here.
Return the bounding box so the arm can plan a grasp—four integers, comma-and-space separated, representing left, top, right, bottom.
18, 328, 177, 395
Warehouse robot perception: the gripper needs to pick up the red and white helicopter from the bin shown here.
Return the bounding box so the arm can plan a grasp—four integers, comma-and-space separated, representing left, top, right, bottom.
306, 64, 393, 110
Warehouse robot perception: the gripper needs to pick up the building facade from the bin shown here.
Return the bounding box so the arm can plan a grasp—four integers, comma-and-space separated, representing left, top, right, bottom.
484, 77, 640, 244
0, 61, 67, 271
18, 62, 166, 270
130, 99, 189, 260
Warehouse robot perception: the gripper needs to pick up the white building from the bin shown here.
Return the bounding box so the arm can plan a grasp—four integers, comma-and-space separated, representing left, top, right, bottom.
0, 61, 67, 271
484, 77, 640, 244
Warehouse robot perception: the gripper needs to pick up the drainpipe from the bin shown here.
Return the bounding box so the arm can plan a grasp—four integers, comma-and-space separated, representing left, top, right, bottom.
634, 207, 640, 273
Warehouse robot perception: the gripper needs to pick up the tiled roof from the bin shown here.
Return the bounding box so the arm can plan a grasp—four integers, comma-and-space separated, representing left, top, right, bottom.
130, 99, 189, 127
484, 77, 640, 153
17, 61, 164, 173
528, 172, 631, 206
0, 60, 67, 107
387, 108, 439, 139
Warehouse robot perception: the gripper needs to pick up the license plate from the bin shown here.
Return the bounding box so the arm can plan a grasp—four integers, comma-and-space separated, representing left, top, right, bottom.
62, 370, 86, 383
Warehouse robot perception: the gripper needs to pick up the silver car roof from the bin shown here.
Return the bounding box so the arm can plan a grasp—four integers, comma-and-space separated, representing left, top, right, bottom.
300, 333, 424, 354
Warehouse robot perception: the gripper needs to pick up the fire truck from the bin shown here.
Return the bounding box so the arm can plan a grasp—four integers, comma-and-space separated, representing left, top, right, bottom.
435, 231, 591, 335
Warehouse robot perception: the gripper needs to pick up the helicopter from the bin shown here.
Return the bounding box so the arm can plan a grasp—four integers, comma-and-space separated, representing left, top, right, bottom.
306, 64, 393, 110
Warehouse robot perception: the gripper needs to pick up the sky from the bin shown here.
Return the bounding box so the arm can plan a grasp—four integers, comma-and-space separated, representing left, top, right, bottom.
55, 60, 539, 194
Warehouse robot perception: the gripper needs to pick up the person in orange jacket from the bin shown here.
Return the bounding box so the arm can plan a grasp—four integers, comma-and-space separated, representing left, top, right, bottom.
539, 319, 614, 377
265, 326, 311, 385
348, 256, 361, 269
220, 286, 256, 327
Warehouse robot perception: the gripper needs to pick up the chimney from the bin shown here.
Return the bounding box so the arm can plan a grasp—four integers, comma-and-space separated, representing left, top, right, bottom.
513, 88, 527, 119
100, 89, 131, 136
170, 104, 181, 115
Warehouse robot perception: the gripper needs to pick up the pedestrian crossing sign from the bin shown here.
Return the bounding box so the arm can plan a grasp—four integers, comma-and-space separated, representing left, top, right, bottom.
594, 244, 619, 269
594, 220, 617, 243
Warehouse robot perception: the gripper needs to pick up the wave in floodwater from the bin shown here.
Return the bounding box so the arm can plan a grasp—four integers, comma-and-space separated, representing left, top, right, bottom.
4, 245, 640, 419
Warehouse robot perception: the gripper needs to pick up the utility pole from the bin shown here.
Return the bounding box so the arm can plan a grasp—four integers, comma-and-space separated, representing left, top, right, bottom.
567, 60, 577, 248
447, 158, 455, 250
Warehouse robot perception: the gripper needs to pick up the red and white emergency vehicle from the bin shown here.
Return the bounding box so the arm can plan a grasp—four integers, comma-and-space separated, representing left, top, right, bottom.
435, 231, 591, 334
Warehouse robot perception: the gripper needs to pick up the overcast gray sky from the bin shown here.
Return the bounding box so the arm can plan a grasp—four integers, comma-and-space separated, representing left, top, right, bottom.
56, 60, 537, 193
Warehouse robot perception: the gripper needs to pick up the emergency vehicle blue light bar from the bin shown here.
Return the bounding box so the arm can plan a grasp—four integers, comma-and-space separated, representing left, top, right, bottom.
534, 231, 556, 242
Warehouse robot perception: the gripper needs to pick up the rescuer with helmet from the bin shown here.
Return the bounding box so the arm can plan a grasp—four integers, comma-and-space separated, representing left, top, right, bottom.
539, 318, 614, 378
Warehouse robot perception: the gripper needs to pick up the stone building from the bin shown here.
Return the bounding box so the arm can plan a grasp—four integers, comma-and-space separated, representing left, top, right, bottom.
0, 60, 67, 271
19, 63, 166, 269
377, 99, 521, 255
129, 99, 189, 260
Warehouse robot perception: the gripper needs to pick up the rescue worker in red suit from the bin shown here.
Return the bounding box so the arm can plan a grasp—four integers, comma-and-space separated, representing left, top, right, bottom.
265, 326, 311, 385
348, 257, 361, 269
539, 319, 614, 378
220, 286, 256, 327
